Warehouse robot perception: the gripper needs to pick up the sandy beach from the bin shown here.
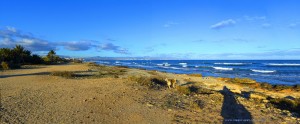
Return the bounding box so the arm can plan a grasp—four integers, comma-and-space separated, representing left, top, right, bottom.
0, 63, 299, 123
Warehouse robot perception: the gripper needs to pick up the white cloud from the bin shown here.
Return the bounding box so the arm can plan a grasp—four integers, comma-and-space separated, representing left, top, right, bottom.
261, 23, 271, 28
163, 21, 179, 28
6, 26, 17, 32
210, 19, 236, 29
0, 27, 56, 51
243, 16, 266, 21
98, 43, 130, 54
0, 26, 130, 54
288, 22, 300, 28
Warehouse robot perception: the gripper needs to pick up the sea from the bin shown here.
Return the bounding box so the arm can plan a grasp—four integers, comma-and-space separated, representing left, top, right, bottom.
92, 60, 300, 85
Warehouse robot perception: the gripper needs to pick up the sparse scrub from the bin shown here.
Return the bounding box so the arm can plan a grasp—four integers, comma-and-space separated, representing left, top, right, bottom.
259, 82, 273, 90
269, 98, 300, 115
94, 66, 127, 78
176, 85, 214, 95
163, 93, 186, 109
227, 78, 256, 84
51, 71, 75, 78
176, 86, 192, 95
1, 62, 10, 70
189, 100, 205, 111
86, 62, 98, 66
129, 75, 167, 90
148, 70, 159, 75
293, 85, 300, 91
189, 74, 202, 77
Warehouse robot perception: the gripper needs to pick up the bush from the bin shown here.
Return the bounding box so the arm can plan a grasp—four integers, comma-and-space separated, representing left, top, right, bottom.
269, 98, 300, 115
260, 82, 273, 90
129, 76, 167, 89
51, 71, 74, 78
189, 100, 205, 111
1, 62, 10, 70
227, 78, 256, 85
176, 86, 192, 95
294, 85, 300, 91
189, 74, 202, 77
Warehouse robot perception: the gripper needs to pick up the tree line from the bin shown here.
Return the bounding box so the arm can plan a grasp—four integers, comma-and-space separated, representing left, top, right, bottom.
0, 45, 67, 70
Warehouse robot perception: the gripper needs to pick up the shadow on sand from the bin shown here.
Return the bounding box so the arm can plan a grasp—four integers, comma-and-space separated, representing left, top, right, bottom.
0, 72, 50, 78
221, 86, 253, 124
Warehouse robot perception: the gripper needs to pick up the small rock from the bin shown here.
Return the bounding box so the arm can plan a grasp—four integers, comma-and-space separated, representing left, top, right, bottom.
262, 100, 269, 103
146, 103, 153, 107
282, 110, 292, 116
168, 109, 172, 111
271, 116, 277, 120
259, 104, 265, 109
291, 112, 299, 117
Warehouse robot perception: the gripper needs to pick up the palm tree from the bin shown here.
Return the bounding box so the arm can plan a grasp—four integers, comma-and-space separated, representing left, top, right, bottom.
47, 50, 56, 63
0, 48, 13, 62
12, 45, 25, 64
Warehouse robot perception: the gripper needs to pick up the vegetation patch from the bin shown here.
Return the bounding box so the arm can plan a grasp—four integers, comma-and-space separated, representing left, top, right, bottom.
176, 85, 214, 95
51, 71, 75, 78
163, 93, 206, 112
227, 78, 256, 84
189, 100, 205, 111
188, 74, 202, 77
269, 97, 300, 116
129, 75, 167, 90
1, 62, 10, 70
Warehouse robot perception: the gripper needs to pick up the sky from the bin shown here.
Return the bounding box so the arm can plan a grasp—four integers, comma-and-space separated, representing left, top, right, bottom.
0, 0, 300, 59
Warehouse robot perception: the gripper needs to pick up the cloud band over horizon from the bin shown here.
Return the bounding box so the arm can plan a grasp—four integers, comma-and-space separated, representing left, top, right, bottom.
0, 27, 130, 55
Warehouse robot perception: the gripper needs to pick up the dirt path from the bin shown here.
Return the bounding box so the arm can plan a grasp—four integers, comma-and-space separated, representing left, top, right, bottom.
0, 64, 171, 123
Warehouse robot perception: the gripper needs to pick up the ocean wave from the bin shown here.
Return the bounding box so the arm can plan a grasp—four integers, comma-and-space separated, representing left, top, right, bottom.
251, 69, 276, 73
266, 63, 300, 66
159, 66, 182, 70
213, 67, 233, 71
179, 63, 187, 65
214, 63, 250, 65
157, 63, 171, 67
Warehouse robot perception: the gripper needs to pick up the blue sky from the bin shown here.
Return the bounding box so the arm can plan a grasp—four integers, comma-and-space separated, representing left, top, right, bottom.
1, 0, 300, 59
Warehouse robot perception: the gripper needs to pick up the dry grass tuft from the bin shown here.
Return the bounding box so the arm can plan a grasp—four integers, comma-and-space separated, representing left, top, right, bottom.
129, 75, 167, 90
189, 74, 202, 77
51, 71, 75, 78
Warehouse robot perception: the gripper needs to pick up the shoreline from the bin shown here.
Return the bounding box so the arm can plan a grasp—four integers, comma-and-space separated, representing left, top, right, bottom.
1, 63, 299, 123
96, 62, 300, 86
90, 59, 300, 86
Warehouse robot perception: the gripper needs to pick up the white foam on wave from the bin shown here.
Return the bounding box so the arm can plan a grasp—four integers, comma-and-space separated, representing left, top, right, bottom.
213, 67, 233, 71
160, 66, 181, 70
214, 63, 249, 65
179, 63, 187, 65
251, 69, 276, 73
267, 63, 300, 66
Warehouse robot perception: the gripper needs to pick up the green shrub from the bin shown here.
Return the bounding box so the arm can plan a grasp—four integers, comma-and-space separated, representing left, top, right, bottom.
176, 86, 192, 95
129, 76, 167, 89
51, 71, 74, 78
1, 62, 10, 70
